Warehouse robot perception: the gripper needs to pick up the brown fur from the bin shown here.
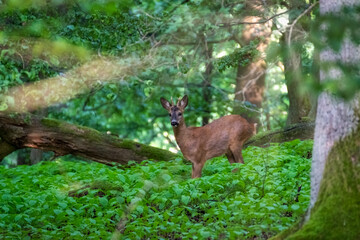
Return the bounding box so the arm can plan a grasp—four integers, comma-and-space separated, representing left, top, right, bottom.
161, 95, 255, 178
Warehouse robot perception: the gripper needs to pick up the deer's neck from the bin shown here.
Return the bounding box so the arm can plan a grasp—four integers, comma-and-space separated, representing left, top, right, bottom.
173, 120, 188, 148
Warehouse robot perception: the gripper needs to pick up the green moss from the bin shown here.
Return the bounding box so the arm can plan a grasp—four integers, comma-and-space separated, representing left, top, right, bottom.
269, 219, 303, 240
42, 118, 103, 142
299, 117, 312, 122
41, 118, 62, 128
117, 139, 135, 149
76, 126, 104, 142
114, 138, 178, 161
278, 126, 360, 240
23, 113, 32, 124
289, 195, 360, 239
135, 143, 179, 161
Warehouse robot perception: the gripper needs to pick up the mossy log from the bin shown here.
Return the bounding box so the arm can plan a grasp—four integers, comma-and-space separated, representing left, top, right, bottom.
0, 113, 177, 165
244, 122, 315, 148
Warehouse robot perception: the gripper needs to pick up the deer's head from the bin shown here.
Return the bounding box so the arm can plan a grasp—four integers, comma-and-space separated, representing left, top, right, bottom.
160, 95, 188, 127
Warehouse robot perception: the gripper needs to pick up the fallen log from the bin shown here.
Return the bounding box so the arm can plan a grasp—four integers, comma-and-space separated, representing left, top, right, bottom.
0, 113, 177, 165
245, 122, 315, 148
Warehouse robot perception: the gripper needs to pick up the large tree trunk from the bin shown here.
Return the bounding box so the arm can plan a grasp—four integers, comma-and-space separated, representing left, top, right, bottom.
233, 0, 272, 123
273, 0, 360, 239
0, 114, 177, 165
284, 3, 319, 126
284, 25, 313, 125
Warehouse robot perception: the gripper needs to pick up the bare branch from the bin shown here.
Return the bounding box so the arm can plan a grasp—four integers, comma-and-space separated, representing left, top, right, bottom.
160, 35, 236, 46
218, 10, 290, 27
287, 2, 319, 47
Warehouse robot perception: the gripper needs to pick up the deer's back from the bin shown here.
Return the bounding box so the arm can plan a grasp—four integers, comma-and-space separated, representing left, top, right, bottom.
188, 115, 253, 159
204, 115, 252, 136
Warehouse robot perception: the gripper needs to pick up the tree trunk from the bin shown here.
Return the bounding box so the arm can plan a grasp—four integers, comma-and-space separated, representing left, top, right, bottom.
273, 1, 360, 239
0, 114, 177, 166
30, 149, 43, 165
30, 109, 47, 165
201, 43, 213, 126
233, 0, 272, 123
16, 149, 29, 166
284, 25, 312, 125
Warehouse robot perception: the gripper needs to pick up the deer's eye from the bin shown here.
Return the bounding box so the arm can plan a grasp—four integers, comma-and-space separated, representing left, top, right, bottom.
178, 113, 182, 116
168, 113, 171, 117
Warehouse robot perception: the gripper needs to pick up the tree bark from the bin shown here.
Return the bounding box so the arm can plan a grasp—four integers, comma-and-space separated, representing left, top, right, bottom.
233, 0, 272, 123
284, 3, 319, 126
30, 109, 47, 164
0, 114, 177, 165
284, 25, 312, 125
201, 43, 213, 126
30, 149, 43, 165
272, 0, 360, 239
309, 0, 360, 216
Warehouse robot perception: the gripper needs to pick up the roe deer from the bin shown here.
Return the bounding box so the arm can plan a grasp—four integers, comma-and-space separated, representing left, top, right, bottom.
160, 95, 256, 178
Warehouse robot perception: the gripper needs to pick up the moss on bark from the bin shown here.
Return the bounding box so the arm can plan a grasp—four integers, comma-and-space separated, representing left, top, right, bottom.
1, 114, 178, 164
271, 127, 360, 240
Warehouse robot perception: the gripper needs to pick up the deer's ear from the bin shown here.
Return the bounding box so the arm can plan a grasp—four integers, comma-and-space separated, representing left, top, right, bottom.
160, 97, 171, 110
178, 95, 188, 109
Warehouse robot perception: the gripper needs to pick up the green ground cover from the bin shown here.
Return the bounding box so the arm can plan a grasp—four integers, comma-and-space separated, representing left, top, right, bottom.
0, 140, 312, 239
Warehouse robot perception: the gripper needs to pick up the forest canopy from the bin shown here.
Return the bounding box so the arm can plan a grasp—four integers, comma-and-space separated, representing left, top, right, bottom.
0, 0, 320, 146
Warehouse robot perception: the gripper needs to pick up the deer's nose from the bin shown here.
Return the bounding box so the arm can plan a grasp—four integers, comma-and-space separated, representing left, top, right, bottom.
171, 120, 178, 126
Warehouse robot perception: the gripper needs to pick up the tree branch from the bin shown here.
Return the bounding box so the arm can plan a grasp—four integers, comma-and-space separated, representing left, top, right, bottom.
287, 2, 319, 47
160, 35, 237, 46
218, 9, 291, 27
244, 122, 315, 148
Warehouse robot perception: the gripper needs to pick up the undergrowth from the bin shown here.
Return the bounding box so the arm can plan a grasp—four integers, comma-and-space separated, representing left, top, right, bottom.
0, 139, 312, 239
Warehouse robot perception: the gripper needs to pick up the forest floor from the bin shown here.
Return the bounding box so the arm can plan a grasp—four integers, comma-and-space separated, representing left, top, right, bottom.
0, 140, 313, 239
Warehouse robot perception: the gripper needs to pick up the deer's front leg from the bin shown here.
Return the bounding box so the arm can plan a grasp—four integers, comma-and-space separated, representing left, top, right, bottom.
191, 161, 205, 178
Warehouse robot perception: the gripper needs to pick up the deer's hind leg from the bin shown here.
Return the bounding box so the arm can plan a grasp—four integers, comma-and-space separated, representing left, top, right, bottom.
226, 150, 236, 164
227, 149, 241, 173
229, 143, 245, 164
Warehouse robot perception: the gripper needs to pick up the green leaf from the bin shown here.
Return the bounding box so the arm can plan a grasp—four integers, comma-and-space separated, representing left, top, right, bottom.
58, 202, 67, 209
54, 209, 62, 215
162, 174, 172, 182
66, 209, 75, 216
100, 197, 108, 207
1, 206, 9, 213
15, 214, 22, 222
171, 199, 179, 206
181, 195, 190, 205
291, 204, 300, 211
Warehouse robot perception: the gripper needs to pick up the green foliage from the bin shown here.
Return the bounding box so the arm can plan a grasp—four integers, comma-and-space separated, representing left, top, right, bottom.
0, 0, 295, 145
215, 40, 260, 72
0, 49, 57, 92
1, 3, 144, 54
0, 140, 312, 239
